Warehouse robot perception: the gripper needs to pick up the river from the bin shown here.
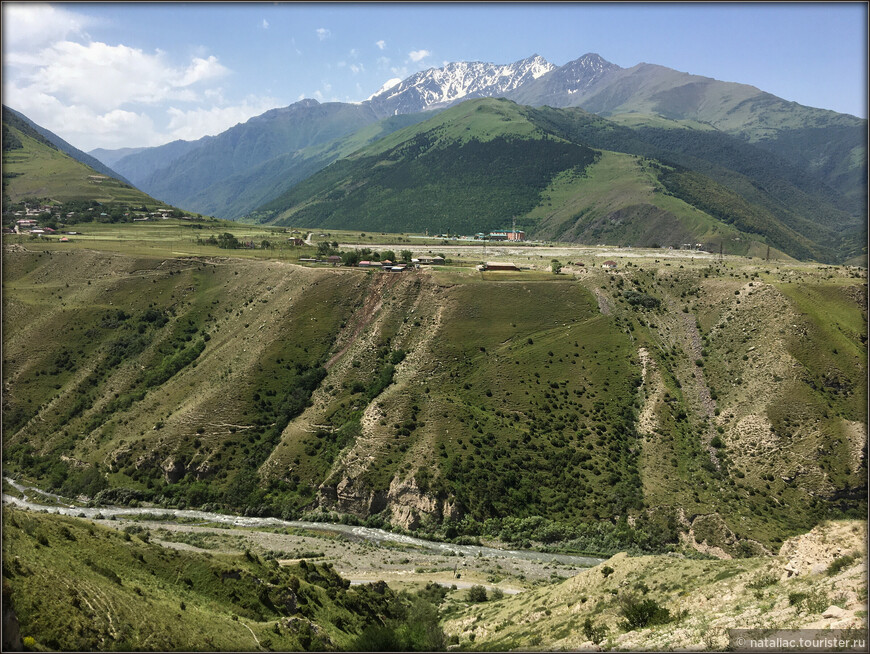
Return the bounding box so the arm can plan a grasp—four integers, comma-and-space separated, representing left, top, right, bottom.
3, 477, 604, 568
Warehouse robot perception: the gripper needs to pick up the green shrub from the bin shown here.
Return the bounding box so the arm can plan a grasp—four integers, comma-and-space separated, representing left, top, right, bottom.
826, 553, 859, 576
582, 617, 608, 644
618, 593, 671, 631
466, 585, 488, 602
746, 573, 778, 589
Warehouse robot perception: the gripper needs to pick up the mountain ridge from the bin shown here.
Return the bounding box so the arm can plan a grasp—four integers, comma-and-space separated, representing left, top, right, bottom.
81, 51, 865, 246
249, 97, 860, 263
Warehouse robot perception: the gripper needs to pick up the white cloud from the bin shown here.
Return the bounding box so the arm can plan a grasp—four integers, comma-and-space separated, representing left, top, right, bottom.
376, 40, 386, 50
350, 63, 364, 75
316, 27, 331, 41
349, 48, 358, 57
408, 49, 430, 62
1, 3, 283, 151
1, 3, 93, 50
8, 40, 228, 114
377, 56, 391, 67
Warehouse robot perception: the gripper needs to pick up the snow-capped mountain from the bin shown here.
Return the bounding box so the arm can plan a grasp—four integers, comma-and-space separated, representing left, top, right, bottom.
366, 54, 556, 117
506, 53, 622, 106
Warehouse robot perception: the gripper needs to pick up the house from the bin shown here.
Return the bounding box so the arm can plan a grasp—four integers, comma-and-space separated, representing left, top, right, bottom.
487, 231, 509, 241
481, 261, 519, 271
389, 266, 405, 272
326, 255, 342, 264
59, 237, 70, 242
602, 261, 618, 269
358, 260, 373, 267
507, 230, 526, 241
287, 238, 305, 246
16, 219, 37, 227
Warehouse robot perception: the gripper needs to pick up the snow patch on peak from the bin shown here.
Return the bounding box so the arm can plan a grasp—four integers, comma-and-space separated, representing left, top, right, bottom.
367, 77, 402, 101
366, 56, 558, 115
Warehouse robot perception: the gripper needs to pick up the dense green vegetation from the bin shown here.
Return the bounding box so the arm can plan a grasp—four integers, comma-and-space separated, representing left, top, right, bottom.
261, 128, 598, 235
252, 99, 862, 263
2, 508, 447, 651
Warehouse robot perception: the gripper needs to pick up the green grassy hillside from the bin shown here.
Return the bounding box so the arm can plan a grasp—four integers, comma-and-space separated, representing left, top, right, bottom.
256, 100, 598, 236
2, 507, 439, 651
252, 99, 858, 262
2, 124, 158, 207
3, 231, 865, 556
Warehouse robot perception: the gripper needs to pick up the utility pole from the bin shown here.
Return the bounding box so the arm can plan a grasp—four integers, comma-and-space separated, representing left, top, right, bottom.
766, 244, 770, 262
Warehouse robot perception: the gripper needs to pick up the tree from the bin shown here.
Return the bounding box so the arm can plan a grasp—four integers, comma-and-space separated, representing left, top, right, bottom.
400, 249, 413, 262
551, 259, 562, 274
316, 241, 333, 257
381, 250, 396, 262
341, 250, 361, 266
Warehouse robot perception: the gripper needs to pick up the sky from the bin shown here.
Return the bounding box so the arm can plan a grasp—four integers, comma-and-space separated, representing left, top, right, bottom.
2, 2, 867, 152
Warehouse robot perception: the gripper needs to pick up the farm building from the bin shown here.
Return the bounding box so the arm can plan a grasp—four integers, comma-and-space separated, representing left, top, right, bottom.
480, 261, 520, 271
602, 261, 618, 269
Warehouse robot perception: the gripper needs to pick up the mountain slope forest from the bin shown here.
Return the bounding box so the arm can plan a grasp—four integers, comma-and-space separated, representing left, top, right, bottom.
251, 99, 862, 263
3, 241, 866, 557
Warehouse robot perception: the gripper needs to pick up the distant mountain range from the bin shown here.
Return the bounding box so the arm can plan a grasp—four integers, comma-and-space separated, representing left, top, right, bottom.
12, 51, 866, 261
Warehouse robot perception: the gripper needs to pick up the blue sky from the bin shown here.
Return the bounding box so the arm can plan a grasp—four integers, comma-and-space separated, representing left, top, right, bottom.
2, 2, 867, 151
